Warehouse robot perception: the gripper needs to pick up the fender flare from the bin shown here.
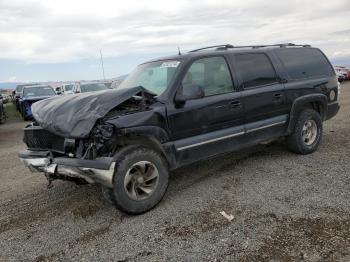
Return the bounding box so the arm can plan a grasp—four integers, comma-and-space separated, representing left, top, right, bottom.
286, 94, 328, 135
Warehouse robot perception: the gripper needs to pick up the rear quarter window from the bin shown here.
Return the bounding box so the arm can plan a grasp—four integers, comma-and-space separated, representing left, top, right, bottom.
276, 48, 334, 80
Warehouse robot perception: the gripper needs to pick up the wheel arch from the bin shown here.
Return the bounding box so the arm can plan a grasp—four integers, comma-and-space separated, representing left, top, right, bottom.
116, 126, 177, 169
286, 94, 327, 135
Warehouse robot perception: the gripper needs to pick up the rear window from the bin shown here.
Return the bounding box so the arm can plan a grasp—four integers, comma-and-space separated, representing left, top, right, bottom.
234, 53, 278, 88
276, 48, 334, 80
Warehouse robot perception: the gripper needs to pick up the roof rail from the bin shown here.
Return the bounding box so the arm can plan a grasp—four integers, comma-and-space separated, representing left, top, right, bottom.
189, 44, 234, 52
189, 43, 311, 52
246, 43, 311, 48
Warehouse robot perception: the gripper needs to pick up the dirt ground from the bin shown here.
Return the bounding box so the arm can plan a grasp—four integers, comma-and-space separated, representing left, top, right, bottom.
0, 82, 349, 261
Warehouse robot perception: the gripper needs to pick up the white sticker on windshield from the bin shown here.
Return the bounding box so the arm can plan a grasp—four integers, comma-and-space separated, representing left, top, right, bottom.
160, 61, 180, 68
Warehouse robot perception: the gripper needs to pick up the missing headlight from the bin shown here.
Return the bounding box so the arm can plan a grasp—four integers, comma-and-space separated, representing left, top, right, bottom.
86, 123, 117, 158
91, 123, 115, 141
64, 138, 76, 154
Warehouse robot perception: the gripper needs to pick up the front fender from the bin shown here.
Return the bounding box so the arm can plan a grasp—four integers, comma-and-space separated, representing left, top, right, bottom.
120, 126, 169, 143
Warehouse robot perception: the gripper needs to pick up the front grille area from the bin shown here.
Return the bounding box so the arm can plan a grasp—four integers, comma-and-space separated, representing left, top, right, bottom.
23, 126, 65, 153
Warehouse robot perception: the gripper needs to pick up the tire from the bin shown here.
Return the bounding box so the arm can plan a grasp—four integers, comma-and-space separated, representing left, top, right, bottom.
286, 109, 322, 154
110, 145, 169, 215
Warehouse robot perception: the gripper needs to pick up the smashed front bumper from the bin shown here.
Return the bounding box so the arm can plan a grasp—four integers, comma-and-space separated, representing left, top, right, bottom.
18, 150, 115, 188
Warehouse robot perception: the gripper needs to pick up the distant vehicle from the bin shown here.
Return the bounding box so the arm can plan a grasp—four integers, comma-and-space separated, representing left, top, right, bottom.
0, 94, 6, 124
0, 93, 11, 104
72, 82, 110, 94
19, 85, 56, 120
111, 75, 128, 89
55, 84, 75, 95
62, 84, 75, 94
55, 86, 63, 95
101, 81, 113, 89
334, 66, 349, 81
336, 71, 346, 82
13, 83, 39, 111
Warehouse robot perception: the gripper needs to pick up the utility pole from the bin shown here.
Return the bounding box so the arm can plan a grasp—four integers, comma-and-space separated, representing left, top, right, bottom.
100, 49, 106, 80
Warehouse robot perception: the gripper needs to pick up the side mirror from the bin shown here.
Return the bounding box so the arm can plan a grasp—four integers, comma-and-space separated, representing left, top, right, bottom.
175, 84, 205, 103
0, 95, 3, 100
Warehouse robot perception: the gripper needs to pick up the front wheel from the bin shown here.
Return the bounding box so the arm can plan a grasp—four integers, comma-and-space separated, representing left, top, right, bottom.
110, 146, 169, 215
286, 109, 322, 154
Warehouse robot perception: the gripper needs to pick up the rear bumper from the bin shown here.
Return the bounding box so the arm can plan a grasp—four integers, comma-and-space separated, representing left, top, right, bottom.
19, 150, 115, 188
326, 102, 340, 120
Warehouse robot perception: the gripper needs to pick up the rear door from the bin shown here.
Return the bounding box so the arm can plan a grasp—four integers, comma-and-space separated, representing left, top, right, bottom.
231, 52, 288, 137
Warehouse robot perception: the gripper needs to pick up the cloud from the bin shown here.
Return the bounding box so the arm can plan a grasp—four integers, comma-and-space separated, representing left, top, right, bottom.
7, 76, 17, 82
0, 0, 349, 63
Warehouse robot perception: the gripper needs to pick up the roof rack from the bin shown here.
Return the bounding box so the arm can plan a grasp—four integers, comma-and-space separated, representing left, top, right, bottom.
189, 43, 311, 52
189, 44, 234, 52
247, 43, 311, 48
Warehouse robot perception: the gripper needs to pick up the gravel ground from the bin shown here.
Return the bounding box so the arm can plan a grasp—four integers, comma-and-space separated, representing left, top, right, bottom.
0, 83, 349, 262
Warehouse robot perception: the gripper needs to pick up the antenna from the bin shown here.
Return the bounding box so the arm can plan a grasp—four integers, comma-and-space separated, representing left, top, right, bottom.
100, 49, 106, 80
177, 46, 182, 55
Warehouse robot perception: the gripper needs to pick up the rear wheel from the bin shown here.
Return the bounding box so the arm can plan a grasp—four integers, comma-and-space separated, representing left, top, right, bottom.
110, 146, 169, 214
286, 109, 322, 154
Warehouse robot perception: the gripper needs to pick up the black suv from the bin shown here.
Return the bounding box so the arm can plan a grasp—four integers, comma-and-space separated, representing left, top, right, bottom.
19, 43, 340, 214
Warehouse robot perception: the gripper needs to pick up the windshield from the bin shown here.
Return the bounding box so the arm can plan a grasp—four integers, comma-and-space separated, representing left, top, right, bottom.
80, 83, 108, 93
23, 86, 56, 97
64, 84, 73, 91
118, 60, 180, 95
16, 85, 28, 92
16, 84, 38, 92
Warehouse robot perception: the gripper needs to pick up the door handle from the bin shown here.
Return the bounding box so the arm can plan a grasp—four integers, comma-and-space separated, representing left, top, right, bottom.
273, 93, 282, 99
230, 100, 241, 108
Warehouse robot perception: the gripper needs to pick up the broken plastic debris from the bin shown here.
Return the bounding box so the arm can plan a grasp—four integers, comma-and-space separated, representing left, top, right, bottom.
220, 211, 234, 221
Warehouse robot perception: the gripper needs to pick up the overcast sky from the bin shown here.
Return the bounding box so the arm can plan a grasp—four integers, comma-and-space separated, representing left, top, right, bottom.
0, 0, 349, 82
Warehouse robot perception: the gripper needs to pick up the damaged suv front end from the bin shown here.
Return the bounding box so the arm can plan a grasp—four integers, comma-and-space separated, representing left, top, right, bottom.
19, 86, 159, 188
19, 58, 182, 214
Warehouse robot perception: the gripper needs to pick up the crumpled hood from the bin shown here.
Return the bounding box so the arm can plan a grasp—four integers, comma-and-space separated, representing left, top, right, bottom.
32, 86, 154, 138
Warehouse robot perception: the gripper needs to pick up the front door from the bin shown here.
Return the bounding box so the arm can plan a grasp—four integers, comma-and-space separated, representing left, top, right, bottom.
166, 56, 245, 165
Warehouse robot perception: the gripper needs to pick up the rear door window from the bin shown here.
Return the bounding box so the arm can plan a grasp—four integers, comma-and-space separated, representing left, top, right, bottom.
276, 48, 334, 79
234, 53, 278, 89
